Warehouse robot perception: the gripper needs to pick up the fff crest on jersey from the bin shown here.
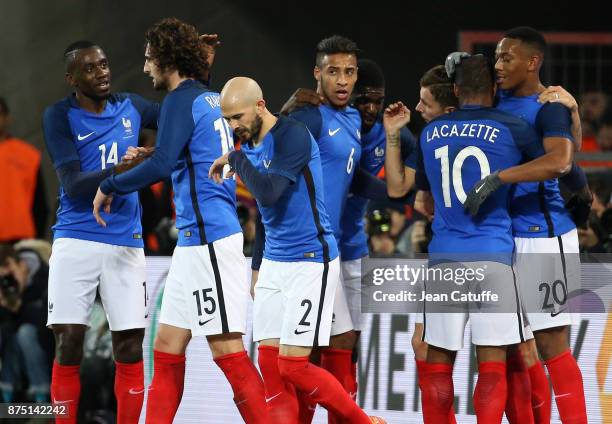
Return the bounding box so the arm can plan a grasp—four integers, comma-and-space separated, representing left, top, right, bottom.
122, 117, 134, 138
375, 146, 385, 157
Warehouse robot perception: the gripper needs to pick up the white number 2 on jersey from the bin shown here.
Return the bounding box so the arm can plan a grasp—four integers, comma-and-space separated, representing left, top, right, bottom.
434, 145, 490, 207
99, 142, 118, 170
214, 118, 235, 179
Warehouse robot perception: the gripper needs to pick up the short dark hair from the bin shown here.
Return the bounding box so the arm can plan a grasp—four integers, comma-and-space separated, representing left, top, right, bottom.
0, 96, 9, 115
504, 26, 547, 55
355, 58, 385, 90
64, 40, 99, 72
315, 35, 359, 66
454, 55, 495, 99
420, 65, 458, 109
145, 17, 208, 79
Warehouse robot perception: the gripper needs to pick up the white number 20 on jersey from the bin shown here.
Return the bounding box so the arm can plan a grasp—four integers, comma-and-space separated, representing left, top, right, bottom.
434, 145, 490, 207
99, 142, 118, 170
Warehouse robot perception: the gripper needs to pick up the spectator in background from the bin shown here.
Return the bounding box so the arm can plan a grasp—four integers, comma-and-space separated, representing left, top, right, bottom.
0, 241, 52, 403
367, 208, 397, 256
596, 107, 612, 151
0, 97, 49, 242
580, 90, 609, 136
578, 177, 612, 252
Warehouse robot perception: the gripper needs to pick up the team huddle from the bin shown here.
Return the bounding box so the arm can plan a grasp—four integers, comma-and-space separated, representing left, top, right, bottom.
42, 16, 589, 424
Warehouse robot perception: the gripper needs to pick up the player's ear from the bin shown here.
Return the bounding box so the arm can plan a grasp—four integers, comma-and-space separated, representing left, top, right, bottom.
527, 54, 540, 72
453, 84, 460, 99
65, 72, 76, 88
314, 66, 321, 83
444, 106, 456, 114
256, 99, 266, 114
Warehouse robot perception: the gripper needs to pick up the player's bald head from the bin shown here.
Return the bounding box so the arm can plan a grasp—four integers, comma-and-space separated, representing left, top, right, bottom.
220, 77, 263, 110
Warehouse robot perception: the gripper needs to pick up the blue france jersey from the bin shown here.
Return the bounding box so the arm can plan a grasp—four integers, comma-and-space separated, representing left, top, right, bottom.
242, 116, 338, 262
43, 93, 159, 247
289, 104, 362, 243
496, 91, 576, 238
339, 120, 417, 260
419, 106, 542, 255
100, 80, 241, 246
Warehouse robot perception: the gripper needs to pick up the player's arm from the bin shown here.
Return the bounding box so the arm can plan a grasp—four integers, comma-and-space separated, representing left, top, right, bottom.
538, 85, 582, 151
349, 167, 388, 200
125, 93, 160, 129
288, 106, 323, 140
43, 104, 116, 199
100, 93, 195, 196
280, 89, 323, 116
384, 102, 415, 197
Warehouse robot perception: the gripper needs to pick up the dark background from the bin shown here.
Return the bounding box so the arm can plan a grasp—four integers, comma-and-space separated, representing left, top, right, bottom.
0, 0, 607, 215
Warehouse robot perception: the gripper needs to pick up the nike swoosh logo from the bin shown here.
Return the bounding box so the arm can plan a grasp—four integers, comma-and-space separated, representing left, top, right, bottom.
266, 392, 282, 403
77, 131, 95, 141
550, 309, 566, 317
554, 392, 572, 399
128, 388, 145, 395
294, 329, 312, 335
475, 182, 486, 193
328, 128, 340, 136
349, 391, 357, 400
53, 399, 73, 405
532, 400, 545, 408
199, 318, 214, 326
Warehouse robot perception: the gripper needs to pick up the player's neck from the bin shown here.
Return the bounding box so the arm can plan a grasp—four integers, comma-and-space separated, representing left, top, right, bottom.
167, 73, 189, 92
511, 77, 543, 97
459, 94, 494, 108
254, 110, 277, 146
75, 92, 106, 114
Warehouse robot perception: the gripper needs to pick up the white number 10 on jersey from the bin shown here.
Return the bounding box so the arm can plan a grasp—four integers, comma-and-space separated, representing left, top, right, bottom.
434, 145, 490, 207
99, 142, 118, 170
215, 118, 235, 179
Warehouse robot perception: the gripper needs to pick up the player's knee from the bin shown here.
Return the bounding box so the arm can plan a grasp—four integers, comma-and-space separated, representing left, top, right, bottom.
113, 333, 144, 363
535, 327, 569, 360
53, 325, 86, 365
330, 330, 357, 350
207, 333, 244, 358
412, 336, 428, 362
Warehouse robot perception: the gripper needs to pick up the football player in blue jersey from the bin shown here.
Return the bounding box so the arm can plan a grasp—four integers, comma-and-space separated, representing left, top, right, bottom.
455, 27, 588, 424
210, 76, 386, 424
414, 54, 580, 423
92, 19, 267, 424
43, 40, 163, 424
286, 37, 392, 423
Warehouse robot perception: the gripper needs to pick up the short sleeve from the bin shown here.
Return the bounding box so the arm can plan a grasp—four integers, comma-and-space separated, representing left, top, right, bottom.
268, 122, 312, 183
289, 106, 323, 140
400, 127, 418, 169
535, 102, 574, 142
42, 103, 79, 169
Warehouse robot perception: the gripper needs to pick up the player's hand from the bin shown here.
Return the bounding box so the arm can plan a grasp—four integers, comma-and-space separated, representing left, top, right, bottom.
414, 190, 434, 221
199, 34, 221, 69
565, 186, 593, 228
280, 88, 323, 115
383, 102, 411, 134
250, 269, 259, 299
463, 171, 502, 217
93, 187, 113, 227
122, 146, 154, 162
538, 86, 578, 112
209, 152, 233, 183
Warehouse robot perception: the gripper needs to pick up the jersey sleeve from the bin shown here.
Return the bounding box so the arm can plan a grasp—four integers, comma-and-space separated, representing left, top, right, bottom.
268, 123, 312, 182
400, 127, 418, 169
42, 103, 79, 169
100, 91, 196, 195
415, 135, 430, 191
125, 93, 160, 130
508, 120, 546, 160
535, 102, 574, 142
289, 106, 323, 140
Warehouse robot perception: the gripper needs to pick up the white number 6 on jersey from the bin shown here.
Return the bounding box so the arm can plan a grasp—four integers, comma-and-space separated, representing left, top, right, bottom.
346, 147, 355, 174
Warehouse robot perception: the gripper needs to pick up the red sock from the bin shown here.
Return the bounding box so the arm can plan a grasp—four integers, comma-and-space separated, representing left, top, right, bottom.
527, 362, 551, 424
145, 350, 185, 424
257, 346, 298, 423
351, 360, 358, 402
297, 353, 320, 424
416, 360, 456, 424
474, 362, 507, 424
421, 362, 454, 424
321, 348, 355, 424
544, 350, 587, 424
505, 352, 534, 424
278, 355, 370, 424
215, 350, 268, 424
115, 360, 145, 424
51, 361, 80, 423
